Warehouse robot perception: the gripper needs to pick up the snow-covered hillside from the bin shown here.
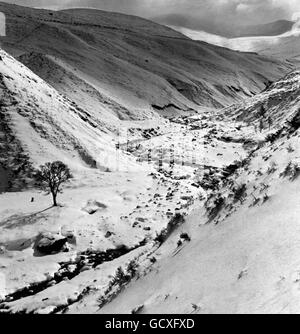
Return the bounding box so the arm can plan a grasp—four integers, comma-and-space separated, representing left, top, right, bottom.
174, 21, 300, 66
70, 73, 299, 314
0, 2, 293, 114
79, 72, 300, 315
0, 49, 139, 175
223, 71, 300, 124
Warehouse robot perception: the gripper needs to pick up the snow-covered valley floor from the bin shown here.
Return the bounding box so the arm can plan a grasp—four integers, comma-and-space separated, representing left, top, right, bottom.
0, 114, 256, 313
1, 95, 300, 314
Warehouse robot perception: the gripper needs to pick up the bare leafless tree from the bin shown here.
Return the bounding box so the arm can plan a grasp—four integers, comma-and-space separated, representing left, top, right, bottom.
34, 161, 72, 206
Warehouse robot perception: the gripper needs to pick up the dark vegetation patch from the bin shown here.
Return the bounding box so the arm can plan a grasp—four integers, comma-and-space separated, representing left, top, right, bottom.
154, 213, 185, 245
0, 77, 33, 192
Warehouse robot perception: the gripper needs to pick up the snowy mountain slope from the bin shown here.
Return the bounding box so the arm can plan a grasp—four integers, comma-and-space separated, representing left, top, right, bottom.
249, 34, 300, 64
175, 22, 300, 65
0, 48, 138, 179
224, 31, 300, 64
0, 2, 293, 115
226, 20, 300, 64
152, 14, 294, 38
17, 52, 145, 125
236, 20, 295, 38
63, 72, 300, 314
223, 70, 300, 125
96, 165, 300, 314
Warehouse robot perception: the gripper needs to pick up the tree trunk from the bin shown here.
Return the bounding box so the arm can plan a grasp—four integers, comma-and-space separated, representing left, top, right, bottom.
52, 191, 57, 207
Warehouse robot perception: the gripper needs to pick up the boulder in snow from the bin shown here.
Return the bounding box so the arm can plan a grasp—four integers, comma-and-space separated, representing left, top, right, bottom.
82, 200, 107, 215
34, 232, 69, 255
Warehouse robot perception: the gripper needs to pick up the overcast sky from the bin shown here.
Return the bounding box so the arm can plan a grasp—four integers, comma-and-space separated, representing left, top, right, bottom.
3, 0, 300, 27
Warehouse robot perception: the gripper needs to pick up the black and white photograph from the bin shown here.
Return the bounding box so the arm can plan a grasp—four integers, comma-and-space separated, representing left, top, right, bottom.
0, 0, 300, 317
